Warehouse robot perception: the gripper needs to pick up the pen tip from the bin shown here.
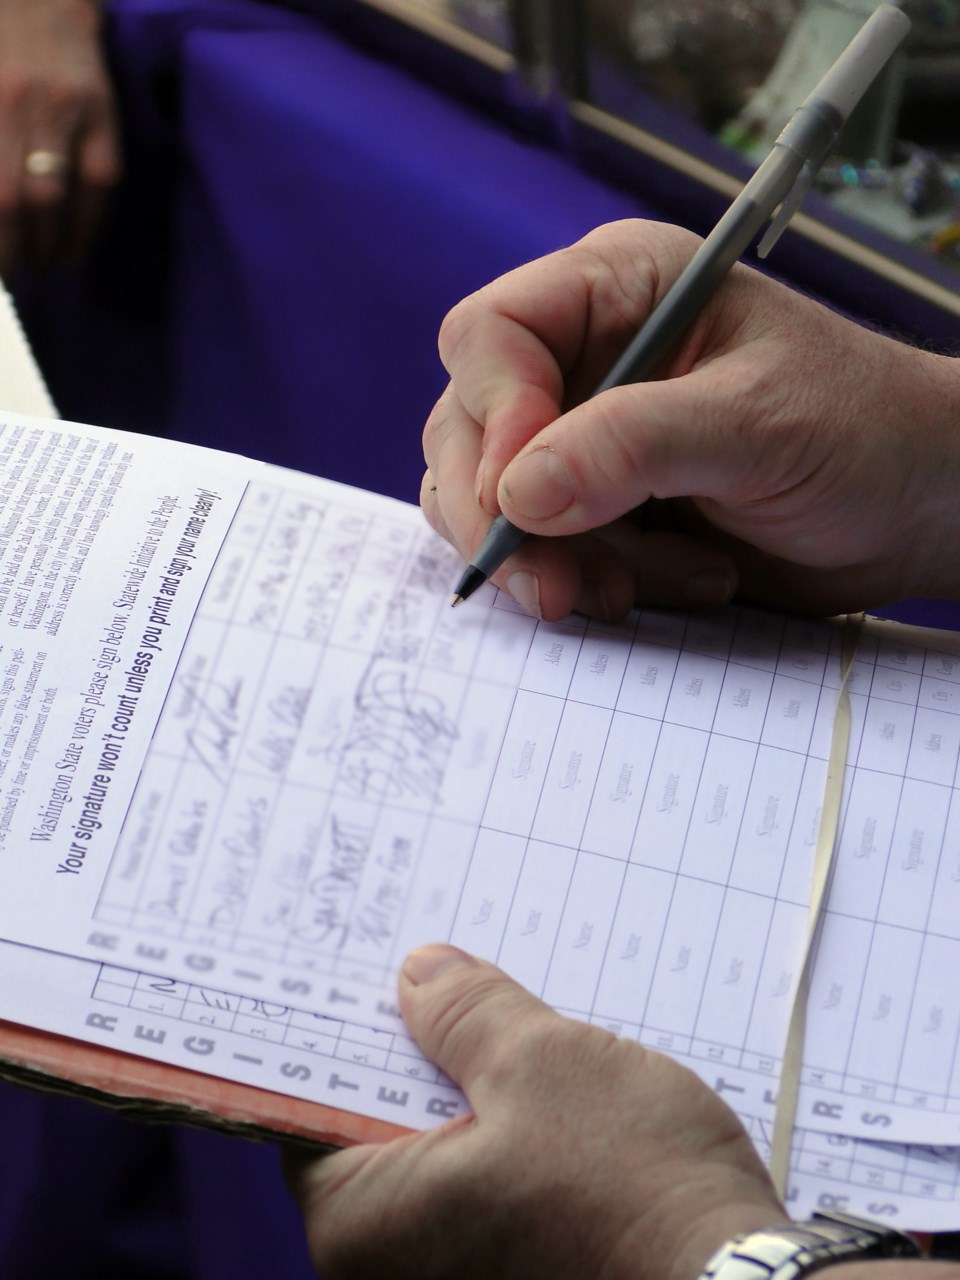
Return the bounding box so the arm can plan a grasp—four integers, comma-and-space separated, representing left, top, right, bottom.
451, 565, 486, 605
451, 594, 463, 608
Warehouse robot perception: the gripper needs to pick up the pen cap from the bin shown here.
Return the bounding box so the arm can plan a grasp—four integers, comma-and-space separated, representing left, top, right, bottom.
805, 3, 910, 124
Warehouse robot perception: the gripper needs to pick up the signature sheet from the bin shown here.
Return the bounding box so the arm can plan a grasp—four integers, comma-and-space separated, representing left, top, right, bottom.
1, 413, 960, 1227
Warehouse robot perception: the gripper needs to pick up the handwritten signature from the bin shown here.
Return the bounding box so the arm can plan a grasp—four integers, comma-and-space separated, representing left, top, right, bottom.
327, 661, 458, 802
180, 671, 245, 783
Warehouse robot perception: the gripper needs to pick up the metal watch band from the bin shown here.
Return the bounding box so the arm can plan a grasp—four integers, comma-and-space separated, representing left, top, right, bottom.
698, 1209, 921, 1279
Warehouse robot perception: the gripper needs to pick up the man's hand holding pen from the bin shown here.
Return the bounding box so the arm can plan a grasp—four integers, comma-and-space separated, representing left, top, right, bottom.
422, 217, 960, 622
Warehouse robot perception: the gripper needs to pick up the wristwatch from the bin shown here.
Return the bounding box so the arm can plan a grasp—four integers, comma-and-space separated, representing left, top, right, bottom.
697, 1209, 921, 1278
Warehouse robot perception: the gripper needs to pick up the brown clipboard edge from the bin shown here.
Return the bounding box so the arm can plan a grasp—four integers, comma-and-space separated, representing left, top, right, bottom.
0, 1018, 411, 1151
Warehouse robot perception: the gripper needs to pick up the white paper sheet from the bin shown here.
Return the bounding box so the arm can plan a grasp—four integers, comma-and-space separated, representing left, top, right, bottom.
1, 413, 960, 1224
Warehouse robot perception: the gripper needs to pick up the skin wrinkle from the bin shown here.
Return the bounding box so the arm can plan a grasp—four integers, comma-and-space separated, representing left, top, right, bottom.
506, 272, 587, 381
504, 317, 947, 606
304, 1125, 479, 1271
645, 322, 921, 582
575, 242, 651, 357
559, 237, 671, 405
488, 226, 689, 411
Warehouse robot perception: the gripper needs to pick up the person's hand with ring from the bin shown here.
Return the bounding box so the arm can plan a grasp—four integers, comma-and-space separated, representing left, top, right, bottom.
0, 0, 121, 279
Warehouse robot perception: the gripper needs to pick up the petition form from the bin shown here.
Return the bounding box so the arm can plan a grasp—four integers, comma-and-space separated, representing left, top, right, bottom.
2, 413, 960, 1174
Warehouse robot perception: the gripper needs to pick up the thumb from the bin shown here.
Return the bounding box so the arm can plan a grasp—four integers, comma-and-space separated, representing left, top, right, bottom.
399, 944, 557, 1097
496, 368, 756, 539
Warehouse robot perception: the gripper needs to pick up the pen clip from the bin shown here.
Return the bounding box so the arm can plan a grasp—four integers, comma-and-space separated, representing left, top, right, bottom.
756, 152, 824, 259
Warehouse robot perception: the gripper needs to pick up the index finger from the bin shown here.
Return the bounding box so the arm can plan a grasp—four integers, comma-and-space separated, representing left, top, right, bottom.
438, 220, 702, 506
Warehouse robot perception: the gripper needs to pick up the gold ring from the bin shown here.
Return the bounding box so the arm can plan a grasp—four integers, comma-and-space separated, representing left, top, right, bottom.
24, 150, 68, 179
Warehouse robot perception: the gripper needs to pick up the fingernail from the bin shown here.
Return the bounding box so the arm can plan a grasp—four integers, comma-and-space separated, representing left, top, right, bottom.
506, 570, 542, 618
501, 448, 575, 520
402, 944, 476, 986
684, 570, 735, 606
474, 461, 487, 508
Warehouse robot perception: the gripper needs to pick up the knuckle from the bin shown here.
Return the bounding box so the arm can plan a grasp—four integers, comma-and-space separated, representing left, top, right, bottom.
420, 969, 546, 1089
487, 1005, 572, 1091
420, 970, 498, 1062
30, 81, 87, 130
421, 386, 455, 461
437, 295, 477, 366
44, 81, 77, 115
422, 386, 476, 482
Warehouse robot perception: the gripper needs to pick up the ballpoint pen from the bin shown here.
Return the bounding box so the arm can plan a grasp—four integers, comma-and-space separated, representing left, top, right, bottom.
451, 2, 911, 607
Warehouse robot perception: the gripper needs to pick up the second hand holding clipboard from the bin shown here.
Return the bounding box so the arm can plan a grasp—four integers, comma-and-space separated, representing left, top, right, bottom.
451, 3, 912, 607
